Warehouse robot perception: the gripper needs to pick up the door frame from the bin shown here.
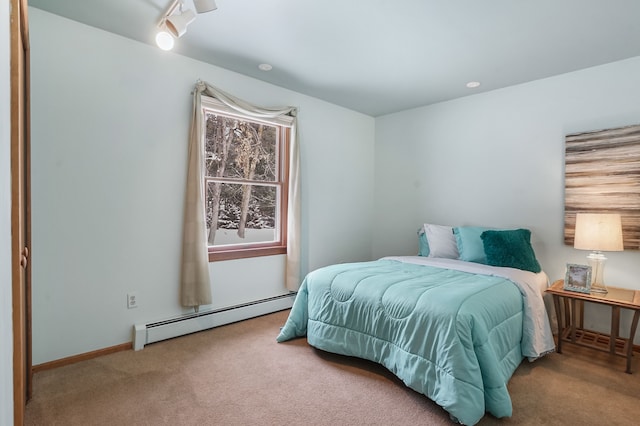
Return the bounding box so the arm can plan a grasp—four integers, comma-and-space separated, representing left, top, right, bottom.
10, 0, 31, 424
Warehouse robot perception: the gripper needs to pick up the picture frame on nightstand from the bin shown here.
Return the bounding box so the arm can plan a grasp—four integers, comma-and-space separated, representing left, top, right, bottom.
564, 263, 592, 293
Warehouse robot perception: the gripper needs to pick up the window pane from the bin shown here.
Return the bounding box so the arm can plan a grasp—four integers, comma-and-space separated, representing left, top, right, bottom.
206, 181, 278, 246
204, 113, 277, 182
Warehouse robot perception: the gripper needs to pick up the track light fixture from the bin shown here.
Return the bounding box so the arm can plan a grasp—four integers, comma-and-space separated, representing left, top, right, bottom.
166, 6, 196, 37
155, 27, 175, 51
194, 0, 217, 13
156, 0, 218, 51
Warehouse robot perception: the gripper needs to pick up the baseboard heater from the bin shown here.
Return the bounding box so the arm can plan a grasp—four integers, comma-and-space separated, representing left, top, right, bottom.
133, 293, 296, 351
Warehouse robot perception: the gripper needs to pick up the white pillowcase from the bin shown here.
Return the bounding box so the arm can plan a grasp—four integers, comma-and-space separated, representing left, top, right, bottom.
423, 223, 459, 259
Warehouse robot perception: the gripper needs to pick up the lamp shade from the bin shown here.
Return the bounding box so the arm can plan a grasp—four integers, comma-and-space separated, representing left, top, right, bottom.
194, 0, 217, 13
574, 213, 624, 252
166, 8, 196, 37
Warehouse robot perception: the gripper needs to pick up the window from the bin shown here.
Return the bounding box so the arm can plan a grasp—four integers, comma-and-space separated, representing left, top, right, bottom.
202, 97, 291, 261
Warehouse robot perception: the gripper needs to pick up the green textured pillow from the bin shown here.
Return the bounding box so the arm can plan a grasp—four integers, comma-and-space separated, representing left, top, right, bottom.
453, 226, 489, 264
480, 228, 542, 273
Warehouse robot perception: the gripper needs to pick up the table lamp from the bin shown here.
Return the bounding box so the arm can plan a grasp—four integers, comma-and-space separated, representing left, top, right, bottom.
573, 213, 624, 294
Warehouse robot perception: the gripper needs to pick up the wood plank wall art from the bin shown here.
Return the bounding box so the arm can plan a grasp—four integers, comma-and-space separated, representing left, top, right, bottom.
564, 124, 640, 250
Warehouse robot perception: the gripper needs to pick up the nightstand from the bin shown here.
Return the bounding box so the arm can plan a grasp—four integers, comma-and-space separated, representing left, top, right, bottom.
546, 279, 640, 373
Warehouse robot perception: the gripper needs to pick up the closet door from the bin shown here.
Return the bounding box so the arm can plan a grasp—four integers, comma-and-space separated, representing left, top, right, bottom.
11, 0, 32, 423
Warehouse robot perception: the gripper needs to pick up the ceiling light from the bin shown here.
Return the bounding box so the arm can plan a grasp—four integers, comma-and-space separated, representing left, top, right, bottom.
258, 63, 273, 71
466, 81, 481, 88
155, 29, 175, 51
156, 0, 218, 51
166, 6, 196, 38
193, 0, 217, 13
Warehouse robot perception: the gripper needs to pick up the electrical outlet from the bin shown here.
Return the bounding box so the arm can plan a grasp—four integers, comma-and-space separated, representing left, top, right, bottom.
127, 292, 138, 309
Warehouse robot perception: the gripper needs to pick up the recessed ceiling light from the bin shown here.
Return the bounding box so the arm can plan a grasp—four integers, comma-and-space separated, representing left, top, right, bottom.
258, 63, 273, 71
466, 81, 481, 88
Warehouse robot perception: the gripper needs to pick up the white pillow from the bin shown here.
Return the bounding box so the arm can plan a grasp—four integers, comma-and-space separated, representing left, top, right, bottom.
424, 223, 459, 259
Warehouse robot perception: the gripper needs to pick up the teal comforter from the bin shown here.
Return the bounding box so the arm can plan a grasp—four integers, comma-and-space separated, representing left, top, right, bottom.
277, 259, 546, 425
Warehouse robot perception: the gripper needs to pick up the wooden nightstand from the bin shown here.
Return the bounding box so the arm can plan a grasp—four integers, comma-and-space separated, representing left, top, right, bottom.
546, 279, 640, 373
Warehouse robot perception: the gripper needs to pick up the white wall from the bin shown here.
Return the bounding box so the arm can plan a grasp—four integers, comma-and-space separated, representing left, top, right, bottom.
29, 8, 375, 364
374, 57, 640, 342
1, 1, 14, 423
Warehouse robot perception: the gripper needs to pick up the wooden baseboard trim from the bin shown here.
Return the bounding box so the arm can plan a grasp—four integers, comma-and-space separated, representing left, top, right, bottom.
32, 342, 132, 373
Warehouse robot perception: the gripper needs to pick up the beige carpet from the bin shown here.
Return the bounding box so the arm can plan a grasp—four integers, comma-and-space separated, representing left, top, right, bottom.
25, 310, 640, 425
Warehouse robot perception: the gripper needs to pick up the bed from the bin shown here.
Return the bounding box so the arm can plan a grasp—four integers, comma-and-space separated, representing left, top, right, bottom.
276, 226, 556, 425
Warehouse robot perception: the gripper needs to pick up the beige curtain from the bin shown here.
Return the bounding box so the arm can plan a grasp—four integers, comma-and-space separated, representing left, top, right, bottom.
285, 120, 301, 292
180, 85, 212, 307
180, 81, 301, 307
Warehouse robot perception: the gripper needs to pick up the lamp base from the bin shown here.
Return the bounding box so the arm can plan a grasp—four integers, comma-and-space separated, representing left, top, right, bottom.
590, 284, 608, 295
587, 251, 608, 295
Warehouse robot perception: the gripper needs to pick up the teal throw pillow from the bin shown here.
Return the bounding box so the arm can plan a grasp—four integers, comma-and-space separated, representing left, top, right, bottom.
418, 228, 430, 256
480, 228, 542, 273
454, 226, 489, 264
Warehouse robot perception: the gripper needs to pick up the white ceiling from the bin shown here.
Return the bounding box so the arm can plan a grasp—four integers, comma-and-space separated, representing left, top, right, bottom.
28, 0, 640, 117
